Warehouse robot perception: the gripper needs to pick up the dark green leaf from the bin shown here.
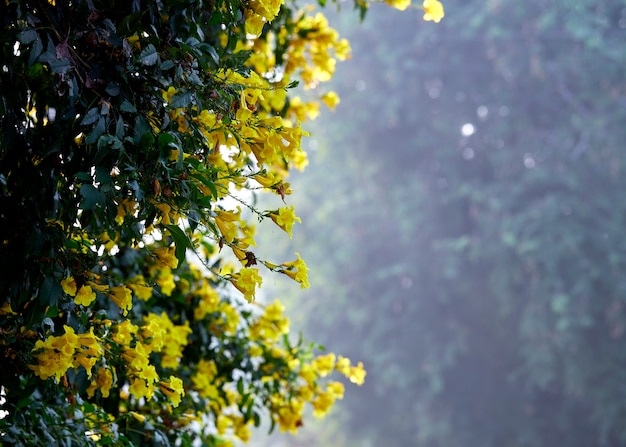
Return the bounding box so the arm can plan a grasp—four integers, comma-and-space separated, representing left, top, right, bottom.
48, 57, 71, 74
105, 82, 120, 96
39, 277, 62, 307
80, 108, 100, 126
18, 29, 38, 44
85, 117, 106, 144
140, 44, 159, 66
115, 116, 125, 139
79, 184, 104, 210
170, 91, 193, 109
164, 224, 192, 268
120, 100, 137, 113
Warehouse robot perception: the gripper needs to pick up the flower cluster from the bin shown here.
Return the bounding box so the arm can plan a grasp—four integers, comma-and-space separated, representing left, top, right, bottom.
1, 0, 440, 444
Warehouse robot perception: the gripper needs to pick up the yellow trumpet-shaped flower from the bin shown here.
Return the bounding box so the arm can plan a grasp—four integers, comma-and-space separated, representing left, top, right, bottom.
108, 286, 133, 315
268, 206, 301, 238
215, 208, 241, 243
61, 276, 77, 296
153, 246, 178, 269
423, 0, 444, 22
280, 253, 310, 288
74, 285, 96, 307
160, 376, 185, 407
321, 91, 340, 110
230, 267, 263, 302
386, 0, 411, 11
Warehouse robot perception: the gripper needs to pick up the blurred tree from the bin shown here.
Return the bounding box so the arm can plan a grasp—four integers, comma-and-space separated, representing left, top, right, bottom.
271, 0, 626, 446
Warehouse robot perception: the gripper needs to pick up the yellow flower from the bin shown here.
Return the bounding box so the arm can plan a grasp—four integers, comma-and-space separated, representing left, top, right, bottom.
274, 399, 304, 434
162, 86, 178, 104
193, 283, 220, 320
311, 389, 336, 418
112, 319, 138, 345
0, 302, 16, 315
61, 276, 77, 296
312, 353, 336, 377
268, 206, 301, 238
216, 414, 231, 435
234, 420, 252, 442
128, 276, 153, 301
423, 0, 444, 22
299, 363, 317, 384
74, 285, 96, 306
129, 377, 153, 400
156, 268, 176, 296
219, 302, 240, 334
194, 109, 217, 129
280, 253, 310, 288
264, 299, 285, 321
335, 355, 351, 375
230, 267, 263, 302
153, 246, 178, 269
160, 376, 185, 407
248, 344, 263, 357
130, 411, 146, 423
334, 38, 351, 61
74, 354, 98, 378
87, 367, 115, 398
291, 150, 309, 171
321, 91, 340, 110
141, 313, 167, 351
108, 286, 133, 315
327, 381, 345, 399
386, 0, 411, 10
245, 12, 266, 37
215, 209, 241, 242
348, 361, 366, 385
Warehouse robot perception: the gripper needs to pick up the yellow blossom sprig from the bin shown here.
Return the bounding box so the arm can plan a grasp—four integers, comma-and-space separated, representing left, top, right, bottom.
267, 205, 301, 238
264, 253, 310, 289
229, 267, 263, 302
423, 0, 445, 22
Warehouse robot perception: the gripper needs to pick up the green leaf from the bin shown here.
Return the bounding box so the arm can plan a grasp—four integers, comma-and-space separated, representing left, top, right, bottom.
120, 100, 137, 113
170, 91, 193, 109
203, 44, 220, 65
27, 37, 44, 66
74, 172, 92, 181
80, 107, 100, 126
160, 60, 176, 70
17, 29, 38, 44
134, 115, 152, 145
48, 57, 71, 74
244, 401, 254, 421
97, 134, 123, 151
26, 61, 44, 79
39, 276, 62, 307
157, 132, 175, 150
164, 224, 192, 268
85, 117, 106, 144
237, 378, 244, 395
140, 44, 159, 66
79, 184, 104, 210
115, 116, 125, 139
105, 82, 120, 96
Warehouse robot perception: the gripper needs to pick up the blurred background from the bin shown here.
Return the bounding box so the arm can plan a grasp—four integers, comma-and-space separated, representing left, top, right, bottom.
253, 0, 626, 445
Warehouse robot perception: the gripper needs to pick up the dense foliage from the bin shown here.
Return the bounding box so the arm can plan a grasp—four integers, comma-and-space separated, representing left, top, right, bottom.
0, 0, 444, 444
271, 1, 626, 446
